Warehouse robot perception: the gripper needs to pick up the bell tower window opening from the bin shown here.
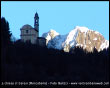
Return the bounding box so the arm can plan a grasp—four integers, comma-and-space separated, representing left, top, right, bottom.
26, 30, 28, 33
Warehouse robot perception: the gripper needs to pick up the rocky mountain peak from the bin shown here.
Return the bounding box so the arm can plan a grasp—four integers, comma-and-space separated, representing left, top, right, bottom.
42, 29, 59, 45
42, 26, 109, 52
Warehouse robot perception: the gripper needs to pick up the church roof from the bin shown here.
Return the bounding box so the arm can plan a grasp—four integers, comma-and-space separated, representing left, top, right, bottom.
21, 24, 33, 30
38, 37, 46, 40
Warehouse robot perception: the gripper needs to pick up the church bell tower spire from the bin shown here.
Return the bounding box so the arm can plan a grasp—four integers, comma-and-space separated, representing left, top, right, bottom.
34, 12, 39, 36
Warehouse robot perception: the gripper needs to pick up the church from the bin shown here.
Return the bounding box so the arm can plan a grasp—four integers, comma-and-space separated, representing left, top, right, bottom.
20, 12, 46, 47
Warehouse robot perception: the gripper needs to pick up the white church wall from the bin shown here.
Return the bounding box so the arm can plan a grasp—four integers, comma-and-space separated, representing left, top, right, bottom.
21, 27, 38, 44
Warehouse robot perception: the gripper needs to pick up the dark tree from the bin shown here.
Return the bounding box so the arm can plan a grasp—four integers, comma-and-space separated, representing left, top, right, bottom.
1, 17, 12, 48
1, 17, 12, 81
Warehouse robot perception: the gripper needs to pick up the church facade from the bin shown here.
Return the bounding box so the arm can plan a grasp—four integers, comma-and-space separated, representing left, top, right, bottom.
20, 12, 46, 47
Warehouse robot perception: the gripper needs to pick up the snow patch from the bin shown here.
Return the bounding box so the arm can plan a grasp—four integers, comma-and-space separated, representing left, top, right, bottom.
93, 38, 97, 40
95, 31, 100, 34
89, 42, 91, 44
76, 26, 89, 33
99, 40, 109, 51
64, 28, 78, 48
76, 44, 83, 47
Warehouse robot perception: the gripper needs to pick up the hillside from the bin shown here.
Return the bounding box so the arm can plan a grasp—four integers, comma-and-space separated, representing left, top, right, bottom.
1, 41, 109, 82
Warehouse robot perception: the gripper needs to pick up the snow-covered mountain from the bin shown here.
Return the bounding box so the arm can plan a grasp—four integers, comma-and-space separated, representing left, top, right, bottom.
42, 26, 109, 52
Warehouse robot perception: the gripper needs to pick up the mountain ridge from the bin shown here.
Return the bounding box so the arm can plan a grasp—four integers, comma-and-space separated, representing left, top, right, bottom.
42, 26, 109, 52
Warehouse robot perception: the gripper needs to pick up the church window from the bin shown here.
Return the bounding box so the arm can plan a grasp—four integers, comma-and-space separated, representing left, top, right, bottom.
26, 30, 28, 33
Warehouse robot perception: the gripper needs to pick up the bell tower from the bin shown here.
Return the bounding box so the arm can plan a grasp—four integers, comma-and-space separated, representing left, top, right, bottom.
34, 12, 39, 37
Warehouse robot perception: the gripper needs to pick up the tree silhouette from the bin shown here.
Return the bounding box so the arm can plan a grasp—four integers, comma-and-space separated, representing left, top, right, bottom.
1, 17, 12, 48
1, 17, 12, 81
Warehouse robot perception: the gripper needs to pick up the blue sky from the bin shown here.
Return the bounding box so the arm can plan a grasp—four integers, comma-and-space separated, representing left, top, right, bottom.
1, 1, 109, 40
